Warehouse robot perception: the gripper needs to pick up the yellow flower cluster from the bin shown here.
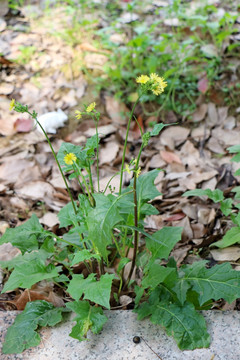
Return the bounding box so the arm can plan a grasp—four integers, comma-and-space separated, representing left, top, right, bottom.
64, 153, 77, 165
9, 99, 15, 111
136, 73, 167, 96
86, 102, 96, 113
75, 110, 82, 120
135, 167, 141, 178
136, 75, 150, 84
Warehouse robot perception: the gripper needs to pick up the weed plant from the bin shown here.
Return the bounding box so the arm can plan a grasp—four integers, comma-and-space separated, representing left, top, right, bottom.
1, 75, 240, 354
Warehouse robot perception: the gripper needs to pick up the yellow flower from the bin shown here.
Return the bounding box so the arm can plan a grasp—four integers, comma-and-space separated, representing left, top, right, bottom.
75, 110, 82, 120
9, 99, 15, 111
136, 167, 141, 178
136, 75, 150, 84
150, 73, 160, 82
64, 153, 77, 165
86, 102, 96, 113
125, 164, 131, 175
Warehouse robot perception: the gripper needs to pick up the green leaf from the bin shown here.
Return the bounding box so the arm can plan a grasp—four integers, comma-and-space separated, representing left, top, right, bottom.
212, 227, 240, 248
141, 263, 175, 289
2, 251, 60, 293
117, 257, 131, 273
85, 134, 99, 157
86, 193, 123, 260
150, 123, 172, 136
135, 288, 210, 350
176, 261, 240, 306
70, 250, 101, 266
67, 273, 114, 309
66, 300, 107, 341
220, 198, 232, 216
57, 201, 79, 228
0, 214, 44, 254
135, 169, 161, 203
140, 203, 159, 215
150, 301, 210, 350
57, 142, 84, 167
146, 227, 182, 261
2, 300, 64, 354
227, 145, 240, 162
183, 189, 224, 203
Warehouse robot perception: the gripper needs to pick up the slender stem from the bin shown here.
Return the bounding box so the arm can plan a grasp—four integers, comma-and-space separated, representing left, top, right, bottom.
95, 121, 100, 192
124, 172, 138, 289
74, 162, 95, 207
119, 96, 141, 195
87, 164, 94, 194
29, 112, 77, 216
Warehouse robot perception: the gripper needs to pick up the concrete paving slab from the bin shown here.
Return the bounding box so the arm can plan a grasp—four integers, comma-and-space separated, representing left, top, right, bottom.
0, 310, 239, 360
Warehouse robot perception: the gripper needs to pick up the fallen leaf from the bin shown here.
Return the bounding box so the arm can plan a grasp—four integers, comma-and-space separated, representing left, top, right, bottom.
197, 76, 209, 94
160, 150, 182, 164
160, 126, 190, 150
132, 115, 144, 140
210, 247, 240, 262
164, 213, 186, 222
105, 96, 129, 125
40, 212, 59, 228
84, 124, 116, 138
192, 104, 208, 122
99, 141, 119, 165
13, 117, 34, 133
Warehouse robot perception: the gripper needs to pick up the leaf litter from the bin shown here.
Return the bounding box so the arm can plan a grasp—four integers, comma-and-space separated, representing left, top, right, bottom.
0, 0, 240, 315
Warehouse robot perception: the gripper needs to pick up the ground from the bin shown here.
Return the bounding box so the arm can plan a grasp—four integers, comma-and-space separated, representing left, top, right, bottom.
0, 0, 240, 310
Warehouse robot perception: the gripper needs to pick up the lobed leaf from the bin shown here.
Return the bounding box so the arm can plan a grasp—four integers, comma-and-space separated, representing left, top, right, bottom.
175, 261, 240, 305
67, 273, 114, 309
2, 300, 64, 354
0, 214, 45, 254
212, 227, 240, 248
57, 201, 79, 228
86, 193, 123, 260
1, 251, 60, 293
146, 227, 182, 261
70, 249, 101, 266
141, 263, 175, 289
183, 188, 224, 203
66, 300, 107, 341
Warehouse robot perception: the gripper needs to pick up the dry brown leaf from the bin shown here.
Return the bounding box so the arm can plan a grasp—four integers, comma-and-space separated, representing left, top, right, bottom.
0, 159, 34, 184
212, 127, 240, 147
132, 115, 144, 140
164, 213, 186, 222
192, 104, 208, 122
171, 245, 192, 266
119, 295, 133, 307
210, 247, 240, 262
15, 181, 54, 201
105, 96, 129, 125
84, 124, 116, 138
40, 212, 59, 228
13, 117, 34, 133
207, 137, 224, 154
0, 243, 21, 262
191, 223, 206, 238
160, 150, 182, 164
99, 141, 119, 165
198, 207, 215, 225
160, 126, 190, 150
149, 154, 166, 169
12, 290, 48, 310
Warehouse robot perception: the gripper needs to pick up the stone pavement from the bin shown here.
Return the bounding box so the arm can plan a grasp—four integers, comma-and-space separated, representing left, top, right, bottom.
0, 310, 239, 360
